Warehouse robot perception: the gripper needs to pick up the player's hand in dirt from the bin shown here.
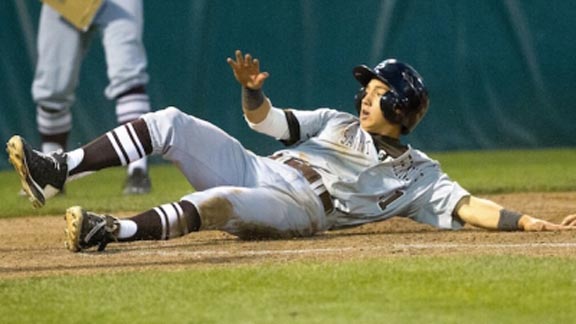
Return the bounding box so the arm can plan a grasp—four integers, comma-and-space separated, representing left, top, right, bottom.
560, 214, 576, 227
520, 215, 576, 231
227, 50, 269, 90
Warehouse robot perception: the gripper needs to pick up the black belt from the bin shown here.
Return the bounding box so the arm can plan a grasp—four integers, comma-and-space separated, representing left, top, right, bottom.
270, 156, 334, 213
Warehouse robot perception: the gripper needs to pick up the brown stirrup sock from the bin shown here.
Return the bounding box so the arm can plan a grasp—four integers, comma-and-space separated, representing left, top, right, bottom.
120, 201, 201, 241
69, 119, 153, 176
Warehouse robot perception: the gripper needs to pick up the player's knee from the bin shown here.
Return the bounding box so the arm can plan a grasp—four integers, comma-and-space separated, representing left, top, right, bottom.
156, 106, 184, 121
180, 189, 240, 231
195, 196, 236, 231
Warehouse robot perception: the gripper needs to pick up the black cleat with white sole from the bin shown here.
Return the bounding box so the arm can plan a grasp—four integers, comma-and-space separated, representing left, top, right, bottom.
64, 206, 120, 252
6, 135, 68, 208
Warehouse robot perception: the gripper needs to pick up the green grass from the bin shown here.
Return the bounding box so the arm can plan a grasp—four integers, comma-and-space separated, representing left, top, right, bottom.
1, 256, 575, 324
2, 148, 576, 323
430, 148, 576, 193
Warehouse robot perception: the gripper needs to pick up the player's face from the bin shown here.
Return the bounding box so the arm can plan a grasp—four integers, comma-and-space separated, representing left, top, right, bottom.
358, 79, 397, 136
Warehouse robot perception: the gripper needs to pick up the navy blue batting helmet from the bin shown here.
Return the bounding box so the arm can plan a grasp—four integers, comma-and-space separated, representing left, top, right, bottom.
353, 59, 429, 134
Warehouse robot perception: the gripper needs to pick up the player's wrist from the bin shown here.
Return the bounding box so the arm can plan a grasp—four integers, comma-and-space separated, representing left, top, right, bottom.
242, 87, 265, 111
497, 209, 523, 231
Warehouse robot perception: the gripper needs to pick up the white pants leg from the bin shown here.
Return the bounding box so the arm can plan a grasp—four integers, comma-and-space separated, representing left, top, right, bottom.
98, 0, 149, 99
142, 107, 328, 238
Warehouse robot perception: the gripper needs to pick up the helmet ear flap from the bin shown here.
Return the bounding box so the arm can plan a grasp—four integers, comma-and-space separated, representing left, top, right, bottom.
380, 92, 403, 124
354, 87, 365, 113
356, 87, 403, 125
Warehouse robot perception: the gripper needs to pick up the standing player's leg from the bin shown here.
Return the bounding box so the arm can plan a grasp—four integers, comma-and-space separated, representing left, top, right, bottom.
98, 0, 152, 194
32, 4, 92, 153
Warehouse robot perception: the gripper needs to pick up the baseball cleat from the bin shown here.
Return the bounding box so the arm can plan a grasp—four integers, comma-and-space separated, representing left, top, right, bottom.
64, 206, 120, 252
123, 168, 151, 195
6, 135, 68, 208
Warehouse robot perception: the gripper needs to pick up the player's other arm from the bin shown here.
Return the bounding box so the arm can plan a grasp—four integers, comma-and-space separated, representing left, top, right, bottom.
455, 196, 576, 231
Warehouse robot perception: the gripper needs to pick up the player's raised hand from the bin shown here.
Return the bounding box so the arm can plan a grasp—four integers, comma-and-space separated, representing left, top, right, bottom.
227, 50, 269, 90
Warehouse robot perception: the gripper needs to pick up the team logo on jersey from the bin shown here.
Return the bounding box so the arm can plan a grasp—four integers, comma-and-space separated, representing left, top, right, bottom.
339, 124, 371, 155
339, 125, 356, 147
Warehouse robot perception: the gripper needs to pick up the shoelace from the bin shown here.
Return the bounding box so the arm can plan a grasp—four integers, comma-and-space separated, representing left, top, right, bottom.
27, 148, 66, 188
83, 219, 107, 244
32, 150, 63, 172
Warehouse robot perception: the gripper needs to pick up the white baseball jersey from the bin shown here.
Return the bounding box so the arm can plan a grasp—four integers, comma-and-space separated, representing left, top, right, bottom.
142, 106, 469, 239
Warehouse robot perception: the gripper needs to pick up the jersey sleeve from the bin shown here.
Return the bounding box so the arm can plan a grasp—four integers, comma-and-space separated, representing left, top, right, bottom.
244, 104, 290, 140
245, 102, 344, 146
280, 107, 343, 146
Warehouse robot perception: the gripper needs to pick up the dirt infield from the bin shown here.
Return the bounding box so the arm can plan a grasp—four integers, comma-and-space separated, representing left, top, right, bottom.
2, 192, 576, 279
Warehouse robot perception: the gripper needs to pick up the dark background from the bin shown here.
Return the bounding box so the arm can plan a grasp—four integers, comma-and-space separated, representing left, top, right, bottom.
1, 0, 575, 170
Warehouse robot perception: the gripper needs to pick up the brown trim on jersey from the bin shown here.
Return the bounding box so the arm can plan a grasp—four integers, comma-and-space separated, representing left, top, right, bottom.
280, 109, 301, 146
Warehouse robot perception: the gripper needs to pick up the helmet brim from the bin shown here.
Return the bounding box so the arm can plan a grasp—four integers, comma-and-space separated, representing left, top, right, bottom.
353, 65, 386, 87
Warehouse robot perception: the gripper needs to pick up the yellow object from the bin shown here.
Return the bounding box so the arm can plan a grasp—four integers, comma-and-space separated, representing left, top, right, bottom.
41, 0, 103, 31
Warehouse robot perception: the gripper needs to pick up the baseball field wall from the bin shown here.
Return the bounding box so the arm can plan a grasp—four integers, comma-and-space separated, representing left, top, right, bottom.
1, 1, 575, 170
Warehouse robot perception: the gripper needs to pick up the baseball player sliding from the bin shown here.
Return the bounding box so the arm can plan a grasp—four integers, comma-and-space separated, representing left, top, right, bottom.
7, 50, 576, 252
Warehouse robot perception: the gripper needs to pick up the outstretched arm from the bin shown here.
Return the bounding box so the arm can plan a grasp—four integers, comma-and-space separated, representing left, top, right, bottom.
456, 196, 576, 231
227, 50, 271, 124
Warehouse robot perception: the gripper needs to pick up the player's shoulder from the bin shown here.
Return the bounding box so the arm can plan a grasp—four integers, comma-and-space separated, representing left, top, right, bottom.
290, 107, 357, 125
313, 107, 357, 122
409, 146, 440, 164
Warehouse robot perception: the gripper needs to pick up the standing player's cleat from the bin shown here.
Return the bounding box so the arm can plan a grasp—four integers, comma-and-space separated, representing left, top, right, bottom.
64, 206, 120, 252
6, 135, 68, 208
123, 168, 151, 195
